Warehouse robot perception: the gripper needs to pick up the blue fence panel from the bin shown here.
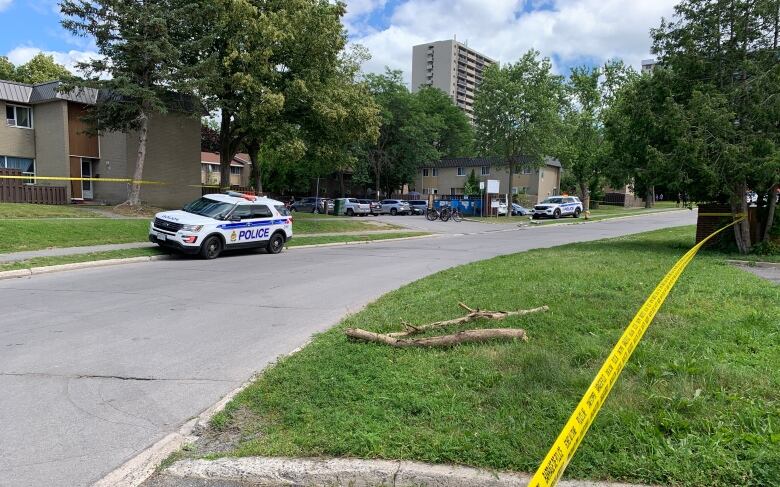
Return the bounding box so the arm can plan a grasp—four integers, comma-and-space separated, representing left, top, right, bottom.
433, 198, 483, 216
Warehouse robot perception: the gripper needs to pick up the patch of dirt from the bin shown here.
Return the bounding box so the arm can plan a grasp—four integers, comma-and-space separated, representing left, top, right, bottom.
193, 406, 263, 456
112, 202, 166, 218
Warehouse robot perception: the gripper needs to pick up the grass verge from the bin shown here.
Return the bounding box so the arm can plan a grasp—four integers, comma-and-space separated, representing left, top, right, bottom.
0, 202, 101, 218
471, 206, 684, 224
287, 232, 429, 247
205, 226, 779, 487
0, 247, 164, 272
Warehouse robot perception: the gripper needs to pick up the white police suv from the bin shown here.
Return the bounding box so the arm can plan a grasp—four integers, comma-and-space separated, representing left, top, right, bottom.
149, 192, 293, 259
532, 196, 583, 219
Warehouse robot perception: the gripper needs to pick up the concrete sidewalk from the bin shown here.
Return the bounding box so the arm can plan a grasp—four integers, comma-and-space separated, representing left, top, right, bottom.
0, 230, 430, 264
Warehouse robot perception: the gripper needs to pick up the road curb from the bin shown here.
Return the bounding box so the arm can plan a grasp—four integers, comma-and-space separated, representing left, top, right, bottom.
92, 341, 312, 487
0, 255, 171, 281
156, 457, 653, 487
286, 233, 435, 250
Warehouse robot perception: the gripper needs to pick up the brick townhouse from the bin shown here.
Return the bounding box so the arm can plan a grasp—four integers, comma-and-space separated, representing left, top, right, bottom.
0, 79, 200, 208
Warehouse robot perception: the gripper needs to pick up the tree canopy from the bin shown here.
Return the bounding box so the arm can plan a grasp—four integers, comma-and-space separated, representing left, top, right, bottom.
0, 53, 71, 84
473, 50, 565, 199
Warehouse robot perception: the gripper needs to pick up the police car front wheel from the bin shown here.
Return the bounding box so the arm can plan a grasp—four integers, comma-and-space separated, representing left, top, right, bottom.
200, 235, 223, 260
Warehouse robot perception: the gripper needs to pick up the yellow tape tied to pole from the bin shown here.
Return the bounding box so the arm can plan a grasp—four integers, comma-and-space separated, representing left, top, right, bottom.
0, 174, 165, 185
529, 217, 746, 487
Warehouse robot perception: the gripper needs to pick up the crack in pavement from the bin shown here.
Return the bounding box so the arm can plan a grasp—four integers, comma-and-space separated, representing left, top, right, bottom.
0, 371, 238, 382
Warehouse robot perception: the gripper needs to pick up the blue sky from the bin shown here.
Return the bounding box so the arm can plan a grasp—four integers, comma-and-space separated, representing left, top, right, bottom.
1, 0, 677, 83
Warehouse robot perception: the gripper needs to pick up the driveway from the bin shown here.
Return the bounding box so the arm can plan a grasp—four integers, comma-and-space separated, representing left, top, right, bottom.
0, 211, 696, 487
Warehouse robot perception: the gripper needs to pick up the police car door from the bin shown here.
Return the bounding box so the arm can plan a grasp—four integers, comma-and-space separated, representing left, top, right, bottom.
234, 203, 275, 247
223, 204, 251, 246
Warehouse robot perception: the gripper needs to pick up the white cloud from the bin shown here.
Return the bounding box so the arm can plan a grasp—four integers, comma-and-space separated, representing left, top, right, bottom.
347, 0, 678, 83
6, 46, 99, 76
0, 0, 12, 12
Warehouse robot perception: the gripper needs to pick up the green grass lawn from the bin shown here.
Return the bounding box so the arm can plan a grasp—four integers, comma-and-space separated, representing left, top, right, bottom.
0, 215, 400, 254
0, 202, 102, 218
204, 226, 779, 487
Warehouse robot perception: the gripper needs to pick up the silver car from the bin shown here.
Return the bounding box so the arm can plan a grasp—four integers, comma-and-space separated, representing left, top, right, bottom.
379, 199, 411, 215
337, 198, 370, 216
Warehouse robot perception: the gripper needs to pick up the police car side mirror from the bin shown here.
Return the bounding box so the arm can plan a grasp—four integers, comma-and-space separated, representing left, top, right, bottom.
230, 215, 241, 222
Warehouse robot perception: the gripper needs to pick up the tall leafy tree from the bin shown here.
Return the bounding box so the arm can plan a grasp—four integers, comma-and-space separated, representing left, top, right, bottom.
651, 0, 780, 252
0, 56, 14, 80
197, 0, 365, 191
14, 53, 72, 84
415, 86, 474, 157
362, 69, 439, 197
473, 50, 565, 205
560, 61, 635, 210
61, 0, 198, 206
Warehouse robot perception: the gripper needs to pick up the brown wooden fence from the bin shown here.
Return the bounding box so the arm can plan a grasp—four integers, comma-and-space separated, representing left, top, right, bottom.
0, 169, 68, 205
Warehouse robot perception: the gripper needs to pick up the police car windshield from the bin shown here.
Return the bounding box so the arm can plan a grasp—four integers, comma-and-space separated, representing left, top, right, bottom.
542, 197, 564, 204
183, 197, 235, 219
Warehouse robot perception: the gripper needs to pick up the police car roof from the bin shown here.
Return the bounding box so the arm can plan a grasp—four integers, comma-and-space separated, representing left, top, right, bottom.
203, 193, 284, 207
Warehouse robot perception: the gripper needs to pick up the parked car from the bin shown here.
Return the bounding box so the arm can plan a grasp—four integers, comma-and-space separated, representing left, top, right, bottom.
149, 192, 292, 259
336, 198, 370, 216
532, 196, 583, 219
319, 199, 335, 214
290, 197, 317, 213
497, 202, 508, 216
358, 199, 382, 215
406, 199, 428, 215
379, 199, 412, 215
511, 203, 531, 216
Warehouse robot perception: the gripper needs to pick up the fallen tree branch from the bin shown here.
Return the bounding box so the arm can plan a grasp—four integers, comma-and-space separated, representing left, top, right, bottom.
345, 327, 528, 348
386, 304, 548, 338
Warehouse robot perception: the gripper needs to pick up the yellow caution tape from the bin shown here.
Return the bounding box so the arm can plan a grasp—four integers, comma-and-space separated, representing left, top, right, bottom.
0, 174, 165, 185
529, 217, 746, 487
698, 212, 745, 217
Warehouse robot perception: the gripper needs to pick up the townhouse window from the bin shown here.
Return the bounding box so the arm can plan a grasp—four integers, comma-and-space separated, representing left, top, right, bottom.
422, 187, 438, 195
432, 168, 438, 176
481, 166, 490, 176
457, 167, 465, 176
517, 165, 531, 175
1, 155, 35, 183
422, 168, 429, 177
230, 166, 242, 175
6, 105, 33, 129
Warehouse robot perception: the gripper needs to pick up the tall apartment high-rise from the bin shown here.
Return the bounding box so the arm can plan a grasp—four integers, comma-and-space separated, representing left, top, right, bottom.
411, 39, 496, 122
641, 58, 657, 74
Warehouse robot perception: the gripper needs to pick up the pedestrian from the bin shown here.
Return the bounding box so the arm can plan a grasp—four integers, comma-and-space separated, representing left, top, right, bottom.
676, 192, 681, 208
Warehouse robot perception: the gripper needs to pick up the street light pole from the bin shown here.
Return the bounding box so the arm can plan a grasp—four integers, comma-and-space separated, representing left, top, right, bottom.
314, 177, 321, 213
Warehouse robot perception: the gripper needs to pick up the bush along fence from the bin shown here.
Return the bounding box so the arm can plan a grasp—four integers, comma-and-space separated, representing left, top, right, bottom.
0, 169, 67, 205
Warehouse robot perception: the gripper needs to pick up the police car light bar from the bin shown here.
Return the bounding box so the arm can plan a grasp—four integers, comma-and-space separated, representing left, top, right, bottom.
225, 190, 257, 201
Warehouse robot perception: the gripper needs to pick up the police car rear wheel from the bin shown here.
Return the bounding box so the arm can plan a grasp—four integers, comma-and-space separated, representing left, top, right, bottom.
553, 209, 561, 219
200, 235, 222, 260
267, 233, 285, 254
573, 208, 581, 218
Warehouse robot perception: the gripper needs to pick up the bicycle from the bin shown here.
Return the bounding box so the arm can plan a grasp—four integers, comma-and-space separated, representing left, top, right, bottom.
439, 206, 463, 222
425, 207, 440, 221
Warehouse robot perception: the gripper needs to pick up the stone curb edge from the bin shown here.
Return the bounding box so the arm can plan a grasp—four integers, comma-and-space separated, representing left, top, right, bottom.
0, 255, 172, 281
92, 340, 313, 487
0, 234, 436, 281
158, 457, 654, 487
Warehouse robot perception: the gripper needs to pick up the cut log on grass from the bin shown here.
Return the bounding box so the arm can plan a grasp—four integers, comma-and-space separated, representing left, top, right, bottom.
387, 303, 548, 338
345, 327, 528, 348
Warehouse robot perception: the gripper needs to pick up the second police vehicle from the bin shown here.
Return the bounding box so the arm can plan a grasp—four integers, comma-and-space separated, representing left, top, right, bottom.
532, 196, 583, 219
149, 192, 293, 259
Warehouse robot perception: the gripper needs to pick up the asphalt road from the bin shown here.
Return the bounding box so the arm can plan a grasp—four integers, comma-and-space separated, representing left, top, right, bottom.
0, 211, 696, 487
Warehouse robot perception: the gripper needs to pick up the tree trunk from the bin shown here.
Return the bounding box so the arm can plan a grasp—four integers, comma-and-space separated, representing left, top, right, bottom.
732, 181, 752, 254
578, 180, 590, 211
247, 140, 262, 195
644, 186, 654, 209
127, 112, 149, 207
506, 155, 514, 217
218, 110, 236, 190
764, 183, 778, 242
338, 171, 345, 197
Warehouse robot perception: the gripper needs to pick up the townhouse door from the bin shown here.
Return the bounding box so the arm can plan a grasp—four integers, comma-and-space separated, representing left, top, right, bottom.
81, 158, 94, 199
